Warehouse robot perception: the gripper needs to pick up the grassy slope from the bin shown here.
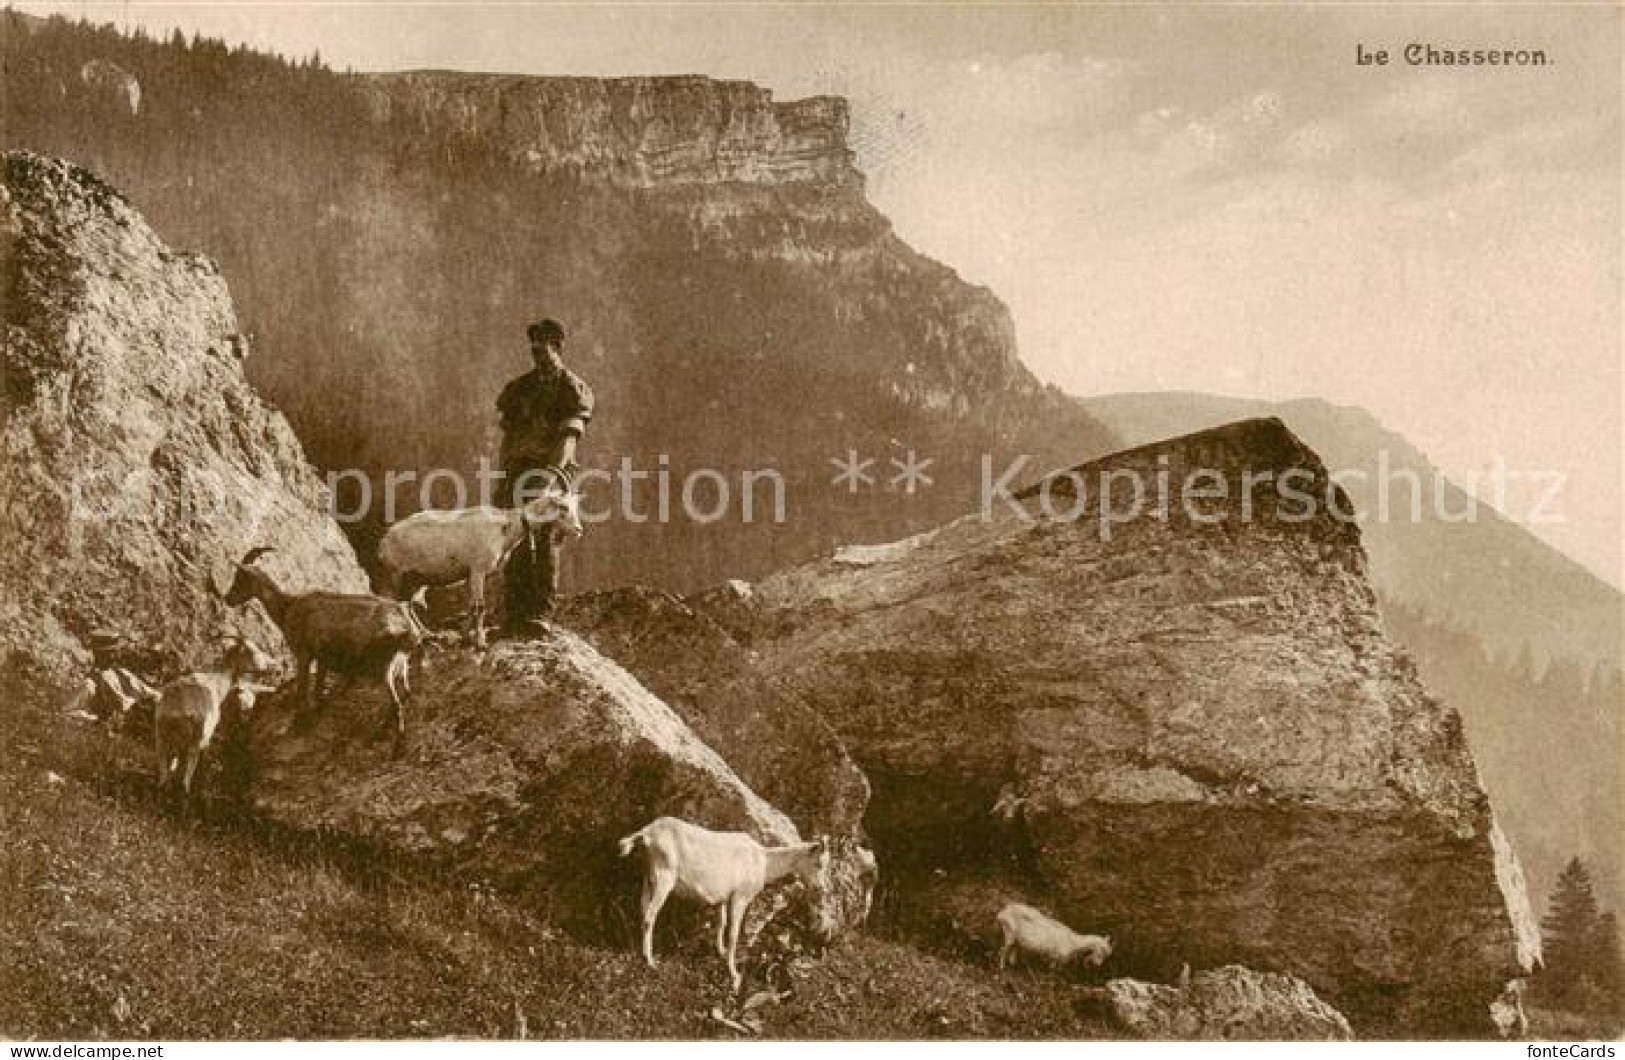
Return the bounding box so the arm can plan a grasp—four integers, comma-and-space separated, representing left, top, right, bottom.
9, 677, 1614, 1040
0, 680, 1105, 1041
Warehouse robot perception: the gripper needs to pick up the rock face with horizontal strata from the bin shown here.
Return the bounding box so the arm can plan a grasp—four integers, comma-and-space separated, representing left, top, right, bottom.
363, 73, 857, 190
699, 418, 1539, 1036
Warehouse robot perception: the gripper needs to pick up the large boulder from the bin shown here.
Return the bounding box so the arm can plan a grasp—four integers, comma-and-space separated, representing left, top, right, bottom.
0, 151, 365, 686
697, 418, 1539, 1035
241, 630, 868, 955
1085, 965, 1354, 1041
559, 585, 876, 928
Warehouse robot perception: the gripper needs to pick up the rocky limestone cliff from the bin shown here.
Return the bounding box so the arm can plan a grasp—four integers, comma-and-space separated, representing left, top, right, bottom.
364, 72, 857, 191
241, 632, 873, 954
0, 151, 367, 684
697, 418, 1539, 1036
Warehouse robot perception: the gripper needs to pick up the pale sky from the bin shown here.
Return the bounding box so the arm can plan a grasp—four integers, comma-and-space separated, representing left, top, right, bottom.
20, 2, 1624, 586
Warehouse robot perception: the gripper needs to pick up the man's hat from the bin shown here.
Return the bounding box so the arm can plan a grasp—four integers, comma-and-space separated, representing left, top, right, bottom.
528, 319, 565, 345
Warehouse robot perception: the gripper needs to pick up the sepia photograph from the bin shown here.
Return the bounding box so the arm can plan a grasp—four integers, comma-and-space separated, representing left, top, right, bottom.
0, 0, 1620, 1046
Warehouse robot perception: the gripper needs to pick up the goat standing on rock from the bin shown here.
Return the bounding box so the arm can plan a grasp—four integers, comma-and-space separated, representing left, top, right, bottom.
375, 472, 582, 649
217, 547, 427, 735
618, 817, 826, 990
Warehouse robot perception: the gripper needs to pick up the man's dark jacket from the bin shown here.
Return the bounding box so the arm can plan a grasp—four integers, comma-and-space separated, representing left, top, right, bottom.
496, 367, 594, 471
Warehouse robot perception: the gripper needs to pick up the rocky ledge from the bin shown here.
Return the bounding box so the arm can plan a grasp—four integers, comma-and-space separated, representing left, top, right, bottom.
241, 632, 875, 962
363, 72, 858, 191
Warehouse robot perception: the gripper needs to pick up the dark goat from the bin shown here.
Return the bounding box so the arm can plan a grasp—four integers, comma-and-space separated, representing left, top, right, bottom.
217, 547, 427, 735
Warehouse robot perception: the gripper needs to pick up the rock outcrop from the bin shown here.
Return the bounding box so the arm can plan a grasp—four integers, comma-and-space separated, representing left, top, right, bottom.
1081, 390, 1625, 913
698, 418, 1539, 1035
363, 73, 858, 191
242, 631, 871, 951
559, 585, 870, 837
1084, 965, 1354, 1041
0, 151, 366, 685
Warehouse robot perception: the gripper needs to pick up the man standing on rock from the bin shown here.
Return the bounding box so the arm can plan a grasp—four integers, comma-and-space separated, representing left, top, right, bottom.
496, 318, 594, 633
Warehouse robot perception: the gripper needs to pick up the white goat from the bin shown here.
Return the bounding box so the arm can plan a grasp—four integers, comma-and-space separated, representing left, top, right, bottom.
154, 635, 273, 796
996, 902, 1112, 972
617, 816, 826, 990
376, 482, 582, 648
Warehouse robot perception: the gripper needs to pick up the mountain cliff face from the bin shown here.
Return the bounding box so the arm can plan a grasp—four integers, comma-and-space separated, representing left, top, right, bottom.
1, 14, 1116, 595
362, 73, 858, 190
0, 150, 367, 683
700, 418, 1539, 1036
0, 19, 1566, 1036
350, 67, 1064, 431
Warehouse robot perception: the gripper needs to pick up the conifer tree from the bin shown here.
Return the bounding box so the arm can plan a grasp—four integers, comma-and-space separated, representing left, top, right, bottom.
1537, 857, 1610, 1009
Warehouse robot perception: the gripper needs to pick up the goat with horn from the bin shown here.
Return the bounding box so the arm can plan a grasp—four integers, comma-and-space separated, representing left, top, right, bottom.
215, 547, 428, 736
374, 464, 583, 649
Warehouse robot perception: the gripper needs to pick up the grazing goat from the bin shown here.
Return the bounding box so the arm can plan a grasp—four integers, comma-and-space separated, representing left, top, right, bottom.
218, 547, 428, 735
154, 635, 273, 796
376, 475, 583, 648
996, 902, 1112, 972
617, 816, 826, 990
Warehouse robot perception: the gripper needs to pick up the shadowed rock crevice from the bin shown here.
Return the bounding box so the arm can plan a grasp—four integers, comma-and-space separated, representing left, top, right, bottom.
1, 154, 872, 975
558, 585, 872, 841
